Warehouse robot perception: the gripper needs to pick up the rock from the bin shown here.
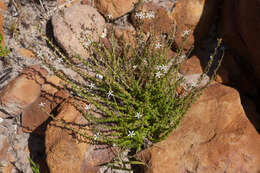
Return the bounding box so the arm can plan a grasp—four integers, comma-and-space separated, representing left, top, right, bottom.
139, 83, 260, 173
180, 55, 229, 84
130, 2, 175, 35
180, 56, 203, 75
17, 48, 35, 59
114, 25, 136, 47
171, 0, 220, 50
1, 163, 13, 173
45, 99, 115, 173
22, 89, 70, 134
95, 0, 138, 19
0, 136, 9, 162
52, 3, 105, 59
0, 0, 6, 45
0, 74, 41, 116
218, 0, 260, 85
21, 65, 49, 85
22, 95, 53, 134
41, 75, 65, 95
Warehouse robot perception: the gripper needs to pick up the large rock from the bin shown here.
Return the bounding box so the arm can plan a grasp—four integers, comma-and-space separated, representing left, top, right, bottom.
0, 71, 42, 116
131, 2, 175, 35
139, 83, 260, 173
22, 90, 70, 134
52, 3, 105, 59
218, 0, 260, 85
45, 99, 115, 173
171, 0, 220, 50
95, 0, 138, 19
180, 55, 229, 84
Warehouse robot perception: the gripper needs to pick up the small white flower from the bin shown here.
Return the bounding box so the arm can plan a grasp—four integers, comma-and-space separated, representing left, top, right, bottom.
210, 55, 214, 60
133, 65, 137, 69
89, 83, 95, 89
37, 52, 43, 58
107, 90, 114, 98
136, 12, 145, 19
128, 131, 135, 138
135, 112, 142, 119
101, 32, 106, 38
181, 30, 190, 38
156, 65, 161, 70
180, 55, 186, 60
135, 12, 141, 18
93, 133, 99, 140
39, 102, 46, 107
56, 58, 63, 63
160, 64, 167, 72
85, 104, 91, 110
155, 71, 162, 78
96, 74, 104, 80
107, 14, 113, 19
101, 28, 107, 38
146, 11, 155, 19
84, 40, 91, 47
0, 117, 3, 123
49, 56, 55, 61
155, 42, 162, 49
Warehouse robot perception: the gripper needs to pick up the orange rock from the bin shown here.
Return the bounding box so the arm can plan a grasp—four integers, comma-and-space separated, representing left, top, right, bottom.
41, 75, 64, 95
131, 2, 175, 35
0, 136, 9, 161
17, 48, 35, 59
2, 163, 13, 173
22, 89, 70, 134
114, 25, 137, 47
140, 83, 260, 173
171, 0, 220, 50
95, 0, 138, 19
0, 1, 6, 11
45, 98, 115, 173
180, 55, 203, 75
0, 75, 41, 116
0, 13, 4, 45
21, 65, 48, 85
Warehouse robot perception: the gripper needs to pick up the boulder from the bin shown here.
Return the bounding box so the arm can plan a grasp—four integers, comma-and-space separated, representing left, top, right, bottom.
171, 0, 220, 50
17, 48, 35, 59
22, 89, 70, 134
95, 0, 138, 19
180, 55, 229, 84
130, 2, 175, 35
45, 99, 115, 173
52, 3, 105, 59
139, 83, 260, 173
0, 75, 41, 116
218, 0, 260, 85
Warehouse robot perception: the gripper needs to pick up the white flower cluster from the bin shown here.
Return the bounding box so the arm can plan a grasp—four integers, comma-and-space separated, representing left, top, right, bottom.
135, 11, 155, 19
155, 64, 167, 78
181, 30, 191, 38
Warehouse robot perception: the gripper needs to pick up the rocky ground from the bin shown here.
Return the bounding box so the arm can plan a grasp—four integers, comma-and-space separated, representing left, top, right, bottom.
0, 0, 259, 173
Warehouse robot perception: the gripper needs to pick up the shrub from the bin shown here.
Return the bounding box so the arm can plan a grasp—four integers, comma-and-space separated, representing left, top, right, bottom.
37, 23, 222, 170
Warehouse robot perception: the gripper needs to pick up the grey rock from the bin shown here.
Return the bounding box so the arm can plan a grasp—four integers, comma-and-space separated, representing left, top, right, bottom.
52, 3, 106, 59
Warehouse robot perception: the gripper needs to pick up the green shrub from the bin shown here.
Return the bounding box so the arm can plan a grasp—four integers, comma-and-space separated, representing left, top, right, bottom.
37, 25, 222, 170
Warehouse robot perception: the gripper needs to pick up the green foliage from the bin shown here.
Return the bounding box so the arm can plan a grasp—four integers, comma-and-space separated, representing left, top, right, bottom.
0, 33, 9, 58
28, 158, 40, 173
